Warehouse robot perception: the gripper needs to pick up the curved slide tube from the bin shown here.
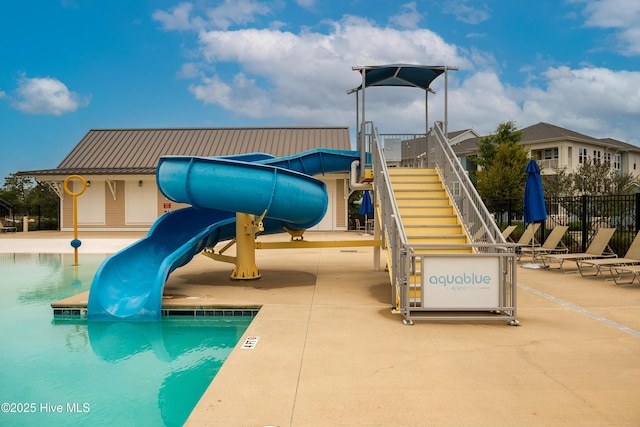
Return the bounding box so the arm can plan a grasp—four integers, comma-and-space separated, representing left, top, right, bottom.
88, 149, 365, 321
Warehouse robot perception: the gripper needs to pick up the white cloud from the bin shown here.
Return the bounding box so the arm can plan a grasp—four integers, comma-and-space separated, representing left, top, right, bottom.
0, 90, 6, 99
12, 75, 89, 116
580, 0, 640, 55
154, 0, 271, 31
153, 2, 195, 31
441, 71, 522, 135
205, 0, 271, 30
295, 0, 315, 9
178, 62, 202, 79
519, 66, 640, 139
442, 0, 490, 25
582, 0, 640, 28
188, 16, 467, 129
157, 4, 640, 144
189, 73, 271, 118
426, 65, 640, 144
389, 2, 423, 29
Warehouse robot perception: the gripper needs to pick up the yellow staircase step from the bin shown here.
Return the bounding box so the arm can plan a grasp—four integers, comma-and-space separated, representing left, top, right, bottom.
407, 235, 469, 245
398, 206, 454, 216
392, 182, 444, 191
405, 225, 464, 235
413, 248, 474, 254
388, 168, 437, 176
401, 215, 458, 225
394, 189, 447, 198
397, 197, 451, 207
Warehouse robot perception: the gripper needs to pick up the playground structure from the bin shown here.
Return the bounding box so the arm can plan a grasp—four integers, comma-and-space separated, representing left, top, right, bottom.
88, 149, 376, 320
87, 64, 518, 324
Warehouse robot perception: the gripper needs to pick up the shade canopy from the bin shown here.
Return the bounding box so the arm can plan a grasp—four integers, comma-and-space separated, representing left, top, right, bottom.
350, 64, 446, 92
523, 159, 547, 225
349, 63, 456, 180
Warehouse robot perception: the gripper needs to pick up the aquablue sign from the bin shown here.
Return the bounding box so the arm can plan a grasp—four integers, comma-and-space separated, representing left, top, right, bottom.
421, 256, 500, 309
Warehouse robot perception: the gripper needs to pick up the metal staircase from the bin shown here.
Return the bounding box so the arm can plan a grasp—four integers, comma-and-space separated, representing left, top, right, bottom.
369, 121, 518, 325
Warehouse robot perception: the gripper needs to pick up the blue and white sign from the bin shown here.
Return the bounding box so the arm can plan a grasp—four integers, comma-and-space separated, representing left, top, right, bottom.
421, 257, 500, 309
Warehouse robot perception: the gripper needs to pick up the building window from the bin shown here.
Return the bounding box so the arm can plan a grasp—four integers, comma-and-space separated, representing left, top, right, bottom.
593, 150, 601, 164
545, 148, 558, 160
634, 158, 637, 170
614, 154, 621, 171
603, 152, 611, 167
532, 148, 559, 169
579, 148, 587, 164
452, 181, 461, 197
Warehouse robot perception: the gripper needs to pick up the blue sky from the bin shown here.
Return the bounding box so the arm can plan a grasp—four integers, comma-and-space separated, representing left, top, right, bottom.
1, 0, 639, 180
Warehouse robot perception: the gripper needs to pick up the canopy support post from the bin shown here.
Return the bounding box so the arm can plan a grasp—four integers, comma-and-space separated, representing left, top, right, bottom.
444, 67, 449, 136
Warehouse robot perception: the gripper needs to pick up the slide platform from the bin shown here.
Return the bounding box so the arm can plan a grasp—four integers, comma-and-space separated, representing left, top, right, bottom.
88, 149, 365, 321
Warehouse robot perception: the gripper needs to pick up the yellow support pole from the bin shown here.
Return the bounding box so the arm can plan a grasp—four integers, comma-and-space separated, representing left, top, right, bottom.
231, 212, 261, 280
255, 239, 380, 249
373, 191, 381, 271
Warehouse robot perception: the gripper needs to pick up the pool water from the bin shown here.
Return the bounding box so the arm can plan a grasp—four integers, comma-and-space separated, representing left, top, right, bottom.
0, 253, 253, 426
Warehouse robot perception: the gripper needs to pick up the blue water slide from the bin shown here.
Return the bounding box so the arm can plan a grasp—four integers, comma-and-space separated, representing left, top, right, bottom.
88, 149, 365, 321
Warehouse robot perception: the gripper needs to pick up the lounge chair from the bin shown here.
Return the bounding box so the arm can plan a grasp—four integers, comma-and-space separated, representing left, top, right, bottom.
576, 230, 640, 278
542, 227, 617, 272
0, 221, 17, 233
518, 225, 569, 262
501, 225, 517, 241
611, 265, 640, 285
513, 223, 541, 246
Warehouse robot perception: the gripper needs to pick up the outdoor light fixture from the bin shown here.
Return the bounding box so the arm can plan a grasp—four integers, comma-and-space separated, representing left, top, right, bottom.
86, 181, 91, 187
138, 180, 143, 187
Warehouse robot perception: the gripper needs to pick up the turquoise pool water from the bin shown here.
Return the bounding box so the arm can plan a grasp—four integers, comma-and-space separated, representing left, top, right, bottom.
0, 253, 253, 426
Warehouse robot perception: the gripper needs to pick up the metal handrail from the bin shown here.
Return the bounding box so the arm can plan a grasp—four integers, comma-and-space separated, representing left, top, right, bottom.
428, 122, 506, 247
370, 122, 412, 312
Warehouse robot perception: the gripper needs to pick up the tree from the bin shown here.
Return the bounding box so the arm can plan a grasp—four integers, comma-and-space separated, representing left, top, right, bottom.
0, 173, 59, 229
561, 159, 639, 196
542, 168, 573, 198
611, 172, 640, 194
29, 180, 60, 223
0, 174, 34, 211
474, 121, 529, 209
474, 121, 523, 169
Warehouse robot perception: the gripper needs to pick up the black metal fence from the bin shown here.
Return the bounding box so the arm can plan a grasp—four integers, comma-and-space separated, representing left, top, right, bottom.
489, 194, 640, 256
2, 204, 60, 232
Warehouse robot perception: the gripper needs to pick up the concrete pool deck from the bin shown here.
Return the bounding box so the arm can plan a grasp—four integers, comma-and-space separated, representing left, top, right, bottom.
2, 230, 639, 426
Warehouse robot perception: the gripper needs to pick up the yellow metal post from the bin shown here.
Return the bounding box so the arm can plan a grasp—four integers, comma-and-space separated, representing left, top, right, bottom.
372, 220, 381, 270
231, 212, 261, 280
63, 175, 87, 266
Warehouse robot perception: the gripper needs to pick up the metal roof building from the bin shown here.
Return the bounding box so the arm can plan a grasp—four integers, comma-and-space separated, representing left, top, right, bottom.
23, 127, 351, 176
19, 127, 354, 232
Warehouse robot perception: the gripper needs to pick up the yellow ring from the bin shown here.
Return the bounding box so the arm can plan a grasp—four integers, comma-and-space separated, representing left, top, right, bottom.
63, 175, 87, 197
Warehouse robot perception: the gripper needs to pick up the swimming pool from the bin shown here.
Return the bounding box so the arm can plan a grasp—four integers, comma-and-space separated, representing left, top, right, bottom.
0, 253, 253, 426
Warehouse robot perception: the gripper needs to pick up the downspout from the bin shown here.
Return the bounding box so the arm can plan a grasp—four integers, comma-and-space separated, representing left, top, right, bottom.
349, 160, 373, 190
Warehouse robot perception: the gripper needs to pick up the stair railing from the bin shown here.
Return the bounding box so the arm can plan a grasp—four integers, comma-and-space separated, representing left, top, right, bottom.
428, 122, 505, 246
369, 122, 412, 314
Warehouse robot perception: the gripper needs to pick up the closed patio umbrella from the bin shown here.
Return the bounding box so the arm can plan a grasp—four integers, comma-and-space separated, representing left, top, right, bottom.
523, 159, 548, 268
359, 190, 374, 234
524, 159, 547, 225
